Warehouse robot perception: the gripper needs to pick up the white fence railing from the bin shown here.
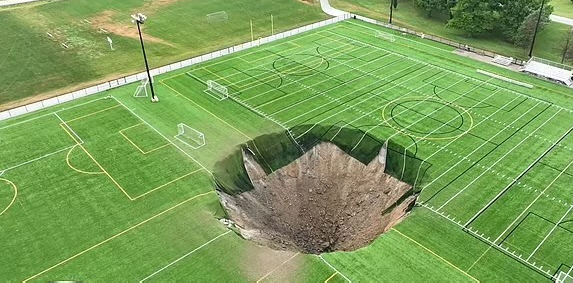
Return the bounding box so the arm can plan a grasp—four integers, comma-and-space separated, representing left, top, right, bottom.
0, 14, 350, 122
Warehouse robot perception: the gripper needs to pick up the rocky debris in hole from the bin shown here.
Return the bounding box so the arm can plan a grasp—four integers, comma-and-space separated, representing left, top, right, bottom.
218, 142, 416, 254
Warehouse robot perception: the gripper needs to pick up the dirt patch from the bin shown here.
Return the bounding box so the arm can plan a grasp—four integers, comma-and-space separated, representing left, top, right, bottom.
89, 10, 176, 47
295, 0, 318, 5
219, 142, 416, 254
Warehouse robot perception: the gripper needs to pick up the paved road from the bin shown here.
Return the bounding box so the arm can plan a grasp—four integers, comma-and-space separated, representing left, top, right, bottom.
0, 0, 52, 7
550, 15, 573, 27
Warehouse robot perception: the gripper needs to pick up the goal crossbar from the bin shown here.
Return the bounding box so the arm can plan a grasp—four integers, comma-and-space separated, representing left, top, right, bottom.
375, 30, 396, 42
175, 123, 205, 149
205, 80, 229, 100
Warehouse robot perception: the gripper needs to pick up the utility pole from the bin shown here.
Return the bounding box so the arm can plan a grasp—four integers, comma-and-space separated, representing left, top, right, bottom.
131, 13, 157, 102
528, 0, 546, 57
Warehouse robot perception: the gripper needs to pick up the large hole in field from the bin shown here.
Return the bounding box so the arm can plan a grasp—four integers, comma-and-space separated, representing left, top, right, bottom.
214, 125, 430, 254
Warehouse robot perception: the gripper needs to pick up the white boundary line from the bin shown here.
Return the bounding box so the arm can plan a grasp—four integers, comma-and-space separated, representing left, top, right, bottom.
139, 230, 232, 282
526, 205, 573, 261
318, 255, 352, 283
438, 109, 562, 211
256, 252, 299, 282
493, 157, 573, 244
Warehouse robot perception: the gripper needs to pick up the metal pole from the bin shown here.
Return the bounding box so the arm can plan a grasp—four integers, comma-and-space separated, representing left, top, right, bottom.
389, 1, 393, 24
271, 14, 274, 36
528, 0, 546, 57
136, 21, 156, 100
250, 19, 254, 42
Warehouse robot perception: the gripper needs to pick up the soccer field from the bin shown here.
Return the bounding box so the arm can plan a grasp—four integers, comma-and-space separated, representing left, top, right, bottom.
1, 19, 573, 281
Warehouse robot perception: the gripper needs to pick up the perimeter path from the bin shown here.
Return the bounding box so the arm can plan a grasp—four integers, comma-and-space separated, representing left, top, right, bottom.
551, 15, 573, 27
319, 0, 347, 17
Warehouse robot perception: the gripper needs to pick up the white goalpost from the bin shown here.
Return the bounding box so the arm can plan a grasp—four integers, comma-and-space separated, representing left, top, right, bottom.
175, 123, 205, 149
375, 30, 396, 42
205, 80, 229, 100
133, 77, 150, 98
207, 11, 228, 23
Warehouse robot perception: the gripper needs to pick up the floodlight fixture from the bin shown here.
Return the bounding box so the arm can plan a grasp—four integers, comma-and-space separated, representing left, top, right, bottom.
131, 13, 156, 101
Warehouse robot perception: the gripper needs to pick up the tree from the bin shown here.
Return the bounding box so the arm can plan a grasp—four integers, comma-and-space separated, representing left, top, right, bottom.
561, 28, 573, 63
513, 6, 553, 47
447, 0, 499, 35
414, 0, 447, 17
496, 0, 553, 43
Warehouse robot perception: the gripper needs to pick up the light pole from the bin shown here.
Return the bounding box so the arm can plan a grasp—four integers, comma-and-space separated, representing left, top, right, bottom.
131, 13, 157, 102
528, 0, 546, 58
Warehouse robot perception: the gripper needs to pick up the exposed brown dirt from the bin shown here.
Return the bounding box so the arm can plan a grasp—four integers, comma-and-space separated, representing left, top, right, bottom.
219, 142, 416, 254
89, 10, 176, 47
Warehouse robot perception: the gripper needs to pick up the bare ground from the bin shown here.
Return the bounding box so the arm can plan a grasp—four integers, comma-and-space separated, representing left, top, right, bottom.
219, 142, 416, 254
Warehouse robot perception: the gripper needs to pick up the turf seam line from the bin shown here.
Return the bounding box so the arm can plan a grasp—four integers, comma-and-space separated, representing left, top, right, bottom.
139, 230, 232, 282
22, 191, 215, 282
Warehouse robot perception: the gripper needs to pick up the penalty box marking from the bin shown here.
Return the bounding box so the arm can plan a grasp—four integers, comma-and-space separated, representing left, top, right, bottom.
59, 103, 204, 201
119, 123, 171, 155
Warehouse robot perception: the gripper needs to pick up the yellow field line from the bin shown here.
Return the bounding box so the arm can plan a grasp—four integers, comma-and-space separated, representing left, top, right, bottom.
120, 122, 145, 132
324, 272, 339, 283
64, 105, 121, 123
58, 123, 133, 201
22, 191, 216, 282
119, 124, 172, 155
119, 130, 146, 154
256, 252, 299, 283
131, 169, 205, 200
0, 178, 18, 216
65, 145, 104, 175
160, 81, 251, 140
392, 229, 479, 282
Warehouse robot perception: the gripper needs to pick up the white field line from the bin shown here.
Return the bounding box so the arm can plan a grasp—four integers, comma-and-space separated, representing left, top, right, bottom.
256, 252, 300, 283
417, 101, 543, 194
292, 66, 447, 139
464, 121, 573, 227
109, 96, 210, 174
334, 23, 573, 114
526, 205, 573, 261
318, 255, 352, 283
439, 109, 562, 212
241, 34, 381, 104
197, 38, 368, 98
276, 58, 419, 121
419, 203, 556, 277
494, 157, 573, 244
299, 69, 463, 141
0, 96, 111, 131
139, 230, 232, 282
253, 52, 396, 110
566, 264, 573, 278
0, 146, 75, 174
53, 112, 84, 144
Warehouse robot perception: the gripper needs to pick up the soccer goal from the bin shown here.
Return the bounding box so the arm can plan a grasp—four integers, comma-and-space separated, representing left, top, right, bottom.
556, 271, 573, 283
175, 123, 205, 149
207, 11, 228, 23
205, 80, 229, 101
133, 77, 150, 98
375, 31, 396, 42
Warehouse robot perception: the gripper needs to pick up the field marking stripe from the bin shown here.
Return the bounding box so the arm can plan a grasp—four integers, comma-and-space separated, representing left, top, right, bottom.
466, 246, 492, 272
160, 81, 251, 140
392, 229, 479, 282
494, 156, 573, 243
131, 169, 205, 200
139, 230, 232, 282
65, 145, 104, 175
418, 101, 542, 193
22, 191, 215, 282
119, 122, 145, 132
439, 109, 562, 211
526, 205, 573, 261
63, 104, 121, 123
318, 255, 352, 283
0, 178, 18, 216
464, 114, 572, 227
119, 130, 146, 154
324, 272, 338, 283
110, 96, 210, 173
0, 146, 75, 173
256, 252, 300, 283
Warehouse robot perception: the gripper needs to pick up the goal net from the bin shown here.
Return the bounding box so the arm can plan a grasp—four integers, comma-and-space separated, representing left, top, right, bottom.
175, 123, 205, 149
205, 80, 229, 100
556, 271, 573, 283
375, 31, 396, 42
133, 77, 150, 98
207, 11, 228, 23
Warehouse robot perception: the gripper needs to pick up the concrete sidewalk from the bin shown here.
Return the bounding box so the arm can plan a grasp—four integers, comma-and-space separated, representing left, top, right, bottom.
550, 15, 573, 27
0, 0, 51, 7
319, 0, 347, 17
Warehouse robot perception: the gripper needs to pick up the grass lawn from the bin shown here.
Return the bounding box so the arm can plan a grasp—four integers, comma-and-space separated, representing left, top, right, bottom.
331, 0, 573, 65
2, 18, 573, 281
0, 0, 328, 109
553, 0, 573, 18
